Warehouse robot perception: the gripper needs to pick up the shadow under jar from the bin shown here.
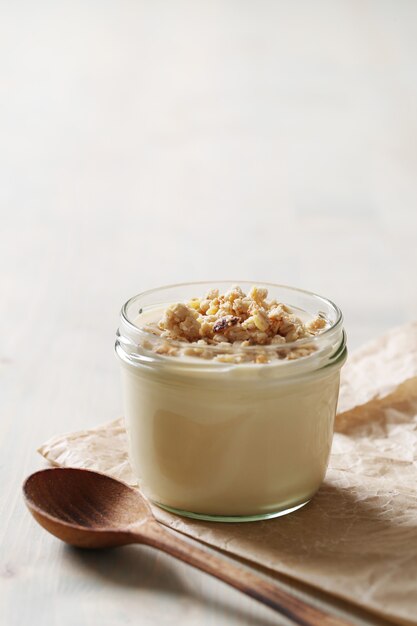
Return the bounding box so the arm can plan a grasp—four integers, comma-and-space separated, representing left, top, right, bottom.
115, 281, 347, 522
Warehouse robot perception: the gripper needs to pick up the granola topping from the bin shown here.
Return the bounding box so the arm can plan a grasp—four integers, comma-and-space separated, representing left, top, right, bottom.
141, 285, 328, 364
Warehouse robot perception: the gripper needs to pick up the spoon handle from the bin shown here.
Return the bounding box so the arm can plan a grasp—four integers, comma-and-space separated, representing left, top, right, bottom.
141, 524, 353, 626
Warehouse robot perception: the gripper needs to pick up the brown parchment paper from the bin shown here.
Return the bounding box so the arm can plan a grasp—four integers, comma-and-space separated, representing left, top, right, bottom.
39, 322, 417, 625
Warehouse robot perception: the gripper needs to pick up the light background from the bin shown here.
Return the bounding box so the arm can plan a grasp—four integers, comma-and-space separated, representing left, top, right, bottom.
1, 2, 416, 625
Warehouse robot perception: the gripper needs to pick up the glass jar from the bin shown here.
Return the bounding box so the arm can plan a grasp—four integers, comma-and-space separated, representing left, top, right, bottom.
115, 281, 347, 522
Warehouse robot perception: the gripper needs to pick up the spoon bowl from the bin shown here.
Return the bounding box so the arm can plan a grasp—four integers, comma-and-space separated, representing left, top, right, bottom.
23, 468, 151, 548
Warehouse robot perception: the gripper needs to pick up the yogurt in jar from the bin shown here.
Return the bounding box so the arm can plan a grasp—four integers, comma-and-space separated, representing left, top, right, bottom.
116, 282, 346, 522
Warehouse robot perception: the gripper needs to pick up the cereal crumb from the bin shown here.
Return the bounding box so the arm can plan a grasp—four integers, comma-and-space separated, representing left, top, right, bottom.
152, 285, 328, 363
159, 303, 200, 341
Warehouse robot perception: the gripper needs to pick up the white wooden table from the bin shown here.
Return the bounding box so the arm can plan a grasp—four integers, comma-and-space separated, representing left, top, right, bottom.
1, 2, 416, 624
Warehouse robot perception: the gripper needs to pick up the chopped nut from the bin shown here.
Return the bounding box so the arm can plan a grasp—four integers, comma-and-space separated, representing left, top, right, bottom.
188, 299, 201, 310
271, 335, 286, 345
213, 316, 239, 333
205, 288, 219, 300
307, 316, 327, 333
249, 286, 268, 305
268, 305, 285, 320
287, 345, 316, 360
155, 341, 179, 357
252, 310, 269, 332
255, 353, 269, 364
199, 299, 211, 314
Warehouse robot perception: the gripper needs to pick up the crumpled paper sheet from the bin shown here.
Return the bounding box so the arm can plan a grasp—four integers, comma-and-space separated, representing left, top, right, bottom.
39, 322, 417, 625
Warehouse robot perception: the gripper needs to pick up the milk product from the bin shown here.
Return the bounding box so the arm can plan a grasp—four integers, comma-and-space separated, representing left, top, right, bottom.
116, 282, 346, 521
121, 359, 340, 517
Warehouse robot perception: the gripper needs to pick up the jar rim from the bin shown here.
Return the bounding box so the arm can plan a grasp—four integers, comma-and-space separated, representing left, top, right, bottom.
119, 280, 344, 357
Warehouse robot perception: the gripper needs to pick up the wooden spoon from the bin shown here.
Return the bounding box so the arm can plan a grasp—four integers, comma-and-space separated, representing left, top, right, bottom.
23, 468, 352, 626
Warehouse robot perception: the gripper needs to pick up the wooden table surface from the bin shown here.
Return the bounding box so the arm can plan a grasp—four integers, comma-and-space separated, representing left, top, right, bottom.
1, 1, 416, 625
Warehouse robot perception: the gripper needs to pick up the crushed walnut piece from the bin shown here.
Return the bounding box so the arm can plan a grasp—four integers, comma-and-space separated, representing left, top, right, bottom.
142, 285, 329, 364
